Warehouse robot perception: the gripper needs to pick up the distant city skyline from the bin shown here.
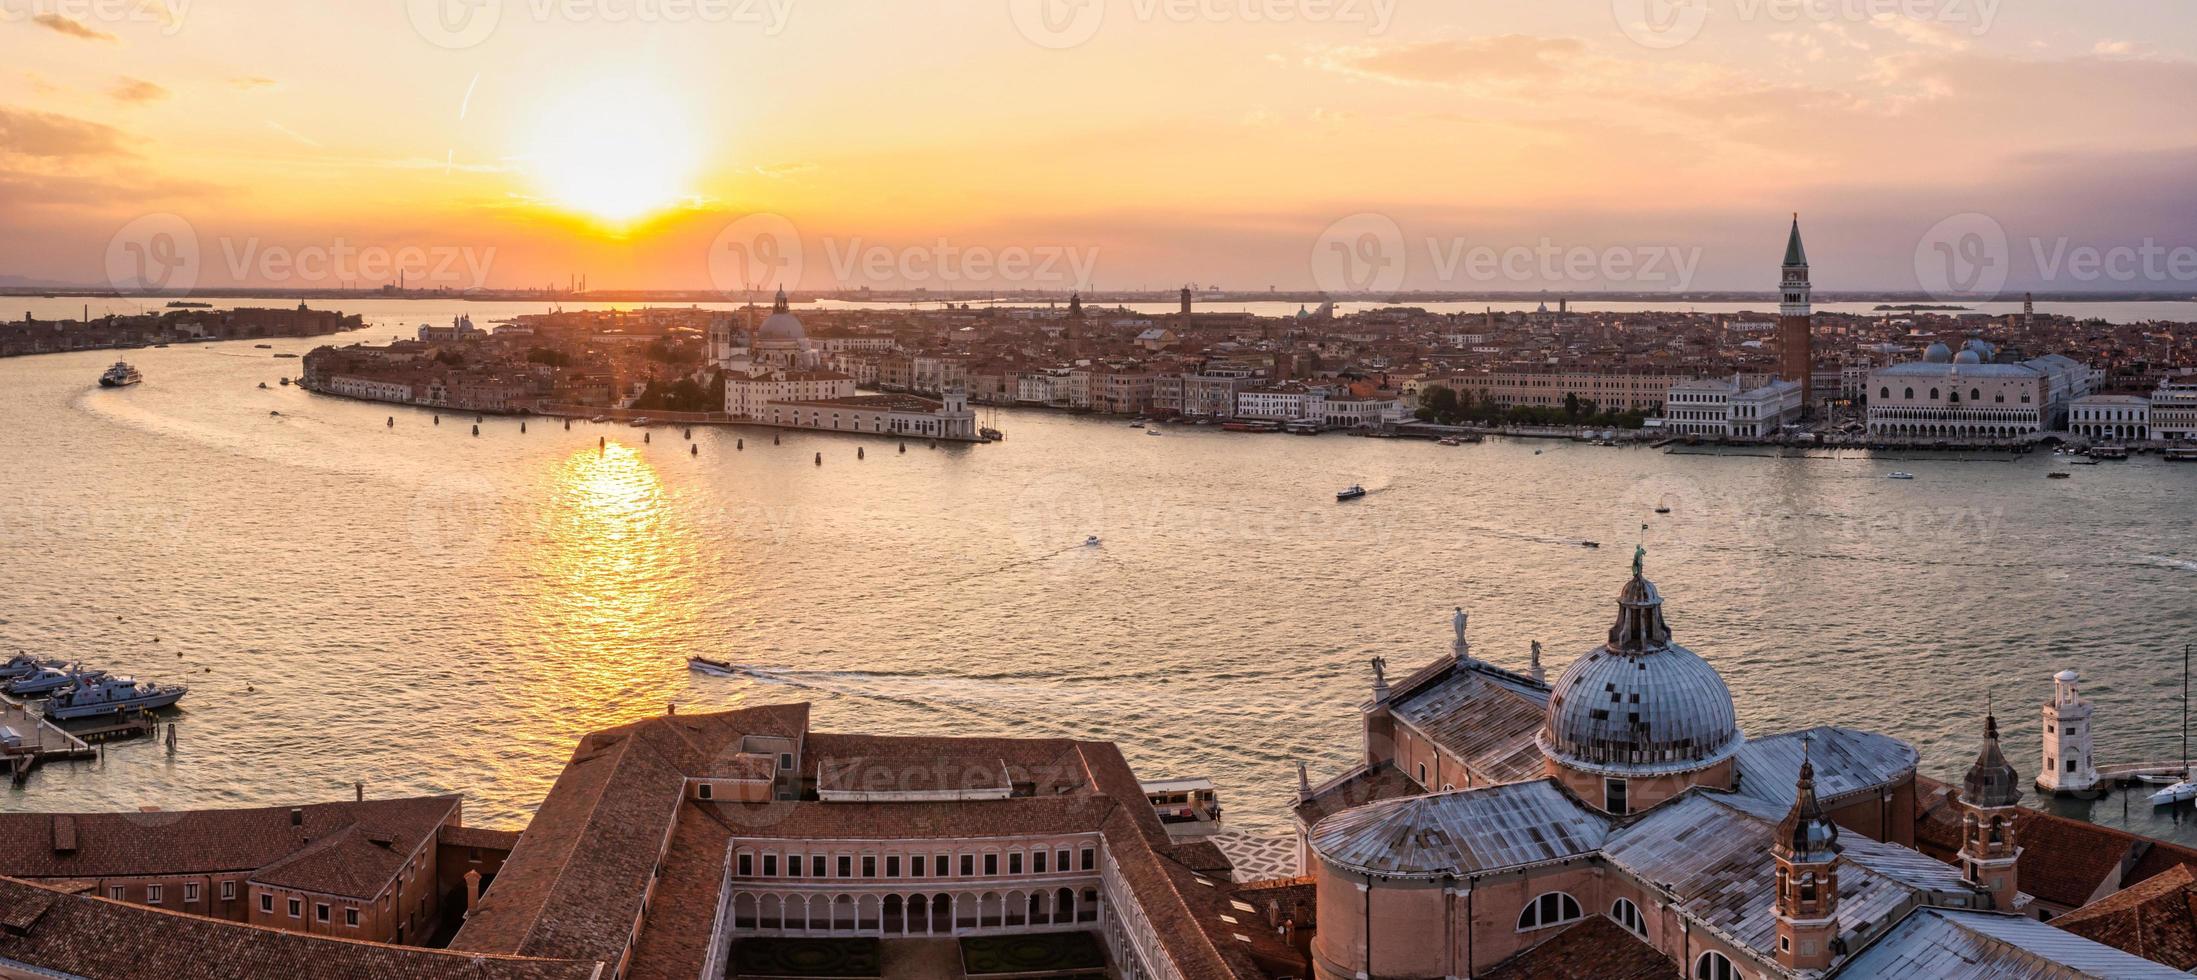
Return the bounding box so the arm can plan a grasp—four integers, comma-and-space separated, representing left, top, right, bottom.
5, 5, 2196, 294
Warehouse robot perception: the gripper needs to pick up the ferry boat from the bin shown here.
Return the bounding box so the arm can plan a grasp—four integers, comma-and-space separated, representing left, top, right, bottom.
687, 657, 739, 677
2091, 444, 2131, 461
45, 676, 187, 720
98, 362, 142, 388
2167, 447, 2197, 463
1336, 485, 1367, 502
6, 665, 103, 698
1887, 472, 1915, 480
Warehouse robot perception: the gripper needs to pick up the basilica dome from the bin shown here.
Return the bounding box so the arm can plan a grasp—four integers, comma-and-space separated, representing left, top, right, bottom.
1538, 560, 1742, 776
754, 287, 808, 348
1924, 342, 1954, 363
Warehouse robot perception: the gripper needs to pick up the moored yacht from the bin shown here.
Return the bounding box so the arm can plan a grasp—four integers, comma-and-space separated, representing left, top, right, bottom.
45, 675, 187, 720
98, 362, 142, 388
0, 653, 62, 680
6, 664, 104, 698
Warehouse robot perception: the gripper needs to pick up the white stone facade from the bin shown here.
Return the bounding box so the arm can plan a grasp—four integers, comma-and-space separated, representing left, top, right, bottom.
2039, 670, 2098, 795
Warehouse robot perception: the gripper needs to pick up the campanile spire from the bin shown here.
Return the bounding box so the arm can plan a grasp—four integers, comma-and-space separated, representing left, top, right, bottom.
1779, 215, 1814, 414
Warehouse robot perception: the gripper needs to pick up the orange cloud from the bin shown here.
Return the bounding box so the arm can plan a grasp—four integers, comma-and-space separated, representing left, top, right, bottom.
31, 13, 115, 42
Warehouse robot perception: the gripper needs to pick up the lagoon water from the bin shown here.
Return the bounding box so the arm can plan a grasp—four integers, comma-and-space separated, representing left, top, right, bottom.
2, 311, 2194, 841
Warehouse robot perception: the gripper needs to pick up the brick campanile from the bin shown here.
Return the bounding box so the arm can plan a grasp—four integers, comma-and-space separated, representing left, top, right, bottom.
1779, 215, 1814, 415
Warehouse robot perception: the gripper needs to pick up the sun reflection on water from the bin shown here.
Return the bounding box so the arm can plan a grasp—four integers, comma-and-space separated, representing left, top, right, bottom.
508, 443, 720, 735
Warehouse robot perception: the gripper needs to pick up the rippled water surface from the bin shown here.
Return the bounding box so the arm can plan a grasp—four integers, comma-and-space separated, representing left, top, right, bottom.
3, 325, 2196, 840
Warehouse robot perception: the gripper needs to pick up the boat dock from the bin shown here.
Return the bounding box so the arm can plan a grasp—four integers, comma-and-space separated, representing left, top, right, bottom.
0, 695, 96, 786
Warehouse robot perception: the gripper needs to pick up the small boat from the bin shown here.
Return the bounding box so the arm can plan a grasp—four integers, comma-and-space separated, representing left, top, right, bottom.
1887, 472, 1915, 480
98, 361, 142, 388
279, 377, 291, 386
1581, 541, 1602, 549
1436, 437, 1462, 447
1654, 506, 1672, 515
2154, 644, 2197, 807
2070, 458, 2099, 466
2152, 780, 2197, 806
629, 417, 652, 427
687, 657, 739, 677
0, 654, 62, 680
1336, 485, 1367, 502
268, 410, 281, 417
45, 675, 187, 720
257, 382, 269, 390
253, 344, 273, 349
2047, 472, 2072, 480
590, 415, 608, 424
2136, 772, 2185, 786
274, 352, 300, 359
6, 665, 103, 698
1085, 535, 1102, 547
1146, 428, 1163, 436
1129, 421, 1145, 428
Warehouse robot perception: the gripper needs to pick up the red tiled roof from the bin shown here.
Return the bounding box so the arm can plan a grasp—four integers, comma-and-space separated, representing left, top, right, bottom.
2056, 864, 2197, 969
0, 797, 456, 900
1480, 915, 1674, 980
1914, 775, 2197, 911
0, 876, 599, 980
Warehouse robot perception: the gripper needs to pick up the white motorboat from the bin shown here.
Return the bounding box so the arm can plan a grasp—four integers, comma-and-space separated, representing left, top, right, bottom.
6, 665, 103, 698
45, 676, 187, 720
2155, 644, 2197, 806
629, 417, 653, 427
1887, 472, 1915, 480
1145, 428, 1163, 436
99, 361, 143, 387
1085, 535, 1102, 547
687, 657, 739, 677
0, 654, 62, 680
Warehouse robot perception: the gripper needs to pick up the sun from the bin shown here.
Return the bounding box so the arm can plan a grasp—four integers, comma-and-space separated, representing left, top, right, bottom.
525, 77, 700, 226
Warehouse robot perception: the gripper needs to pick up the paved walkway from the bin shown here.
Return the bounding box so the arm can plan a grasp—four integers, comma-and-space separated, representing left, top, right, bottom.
1212, 831, 1299, 883
882, 939, 962, 979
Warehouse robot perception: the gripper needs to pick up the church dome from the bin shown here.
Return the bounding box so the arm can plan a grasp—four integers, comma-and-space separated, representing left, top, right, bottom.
1953, 349, 1982, 365
754, 288, 807, 348
1924, 342, 1953, 363
1538, 559, 1742, 776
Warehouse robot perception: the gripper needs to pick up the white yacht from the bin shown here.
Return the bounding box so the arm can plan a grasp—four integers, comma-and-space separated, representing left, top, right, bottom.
0, 654, 61, 680
6, 664, 103, 698
45, 676, 187, 720
99, 362, 143, 387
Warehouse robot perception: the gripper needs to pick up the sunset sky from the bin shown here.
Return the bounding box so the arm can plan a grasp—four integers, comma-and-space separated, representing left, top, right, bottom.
5, 2, 2196, 293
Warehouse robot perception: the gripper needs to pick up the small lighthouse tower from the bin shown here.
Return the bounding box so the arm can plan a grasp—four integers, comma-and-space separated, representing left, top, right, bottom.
2038, 669, 2100, 797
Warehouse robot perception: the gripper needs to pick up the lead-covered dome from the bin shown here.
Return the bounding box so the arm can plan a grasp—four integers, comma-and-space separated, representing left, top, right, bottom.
1924, 342, 1953, 363
755, 287, 807, 347
1538, 561, 1742, 776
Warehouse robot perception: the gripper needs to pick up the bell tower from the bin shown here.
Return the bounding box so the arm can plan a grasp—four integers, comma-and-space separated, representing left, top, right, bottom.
1773, 739, 1841, 972
1779, 215, 1814, 414
1958, 710, 2023, 911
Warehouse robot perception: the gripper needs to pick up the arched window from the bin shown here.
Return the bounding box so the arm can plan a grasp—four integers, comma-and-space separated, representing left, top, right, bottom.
1611, 897, 1647, 937
1905, 387, 1914, 400
1879, 387, 1889, 400
1516, 891, 1583, 931
1695, 951, 1738, 980
1930, 388, 1940, 400
1971, 388, 1982, 402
